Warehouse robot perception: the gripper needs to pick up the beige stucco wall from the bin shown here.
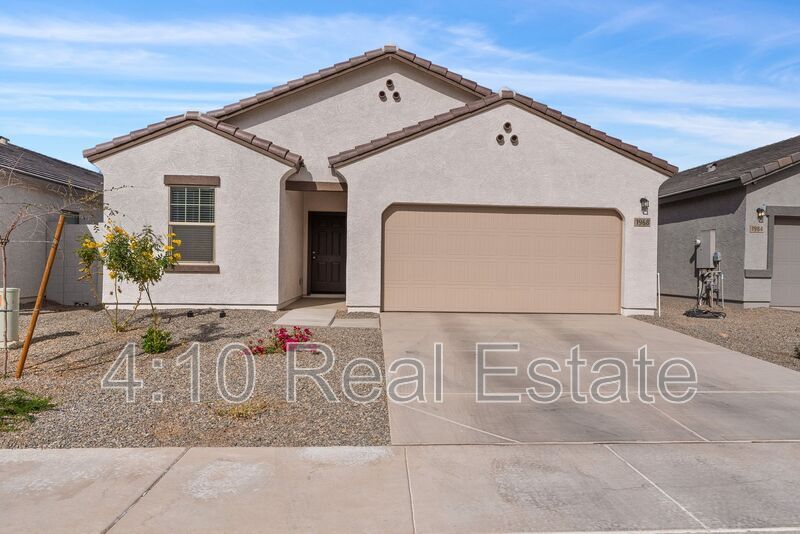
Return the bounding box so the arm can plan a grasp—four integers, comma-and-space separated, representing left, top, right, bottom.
93, 124, 296, 308
743, 168, 800, 306
227, 59, 478, 183
337, 103, 668, 314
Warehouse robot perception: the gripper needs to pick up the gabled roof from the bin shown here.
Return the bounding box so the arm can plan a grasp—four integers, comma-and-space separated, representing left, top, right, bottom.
661, 134, 800, 198
0, 139, 103, 191
83, 112, 303, 168
328, 90, 677, 175
208, 45, 494, 119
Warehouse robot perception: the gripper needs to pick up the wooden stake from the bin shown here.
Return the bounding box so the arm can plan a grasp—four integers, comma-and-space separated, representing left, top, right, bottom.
16, 214, 65, 379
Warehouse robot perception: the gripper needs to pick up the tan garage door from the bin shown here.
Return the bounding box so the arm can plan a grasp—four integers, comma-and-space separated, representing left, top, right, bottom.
382, 205, 622, 313
771, 217, 800, 307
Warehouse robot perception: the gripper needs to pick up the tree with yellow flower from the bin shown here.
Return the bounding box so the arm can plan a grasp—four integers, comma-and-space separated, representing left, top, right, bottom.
78, 220, 180, 333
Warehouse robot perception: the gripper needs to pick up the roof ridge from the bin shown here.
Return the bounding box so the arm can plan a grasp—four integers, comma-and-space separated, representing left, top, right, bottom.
83, 111, 303, 167
328, 89, 676, 175
207, 45, 494, 119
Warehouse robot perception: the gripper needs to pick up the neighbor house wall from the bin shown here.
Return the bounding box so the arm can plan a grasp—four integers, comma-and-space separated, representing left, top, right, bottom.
227, 59, 478, 183
658, 187, 746, 302
1, 172, 101, 303
338, 103, 668, 314
93, 124, 296, 309
46, 222, 103, 306
743, 167, 800, 306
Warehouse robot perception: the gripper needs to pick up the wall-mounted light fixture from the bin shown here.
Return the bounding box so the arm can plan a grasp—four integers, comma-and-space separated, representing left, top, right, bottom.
640, 197, 649, 215
756, 206, 766, 222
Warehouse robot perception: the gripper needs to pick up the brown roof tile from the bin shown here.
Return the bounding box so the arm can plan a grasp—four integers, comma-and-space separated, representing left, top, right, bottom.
83, 112, 303, 168
328, 90, 677, 175
207, 45, 494, 119
661, 134, 800, 198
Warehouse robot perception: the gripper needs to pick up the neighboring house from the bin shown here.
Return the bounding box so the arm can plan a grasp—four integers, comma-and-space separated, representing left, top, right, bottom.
659, 135, 800, 309
0, 136, 103, 304
84, 45, 676, 315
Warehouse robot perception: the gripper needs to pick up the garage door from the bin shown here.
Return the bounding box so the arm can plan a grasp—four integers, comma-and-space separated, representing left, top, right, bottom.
382, 205, 622, 313
771, 217, 800, 307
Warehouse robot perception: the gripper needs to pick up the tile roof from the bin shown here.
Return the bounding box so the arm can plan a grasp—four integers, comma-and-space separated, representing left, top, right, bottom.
328, 90, 677, 175
208, 45, 494, 119
83, 112, 303, 167
0, 139, 103, 191
660, 134, 800, 198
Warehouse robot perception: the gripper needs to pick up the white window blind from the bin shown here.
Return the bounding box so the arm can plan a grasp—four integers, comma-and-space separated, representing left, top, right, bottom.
169, 187, 215, 263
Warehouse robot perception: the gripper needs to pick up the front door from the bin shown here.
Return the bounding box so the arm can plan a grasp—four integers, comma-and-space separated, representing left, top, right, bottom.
308, 212, 346, 294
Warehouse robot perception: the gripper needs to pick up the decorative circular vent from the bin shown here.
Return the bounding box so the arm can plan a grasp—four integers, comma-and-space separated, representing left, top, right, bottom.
386, 79, 394, 90
392, 91, 401, 102
510, 134, 519, 146
503, 122, 512, 132
496, 134, 505, 145
378, 90, 387, 101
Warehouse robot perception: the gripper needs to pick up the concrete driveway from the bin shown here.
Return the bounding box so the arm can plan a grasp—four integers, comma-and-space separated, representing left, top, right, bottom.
381, 312, 800, 445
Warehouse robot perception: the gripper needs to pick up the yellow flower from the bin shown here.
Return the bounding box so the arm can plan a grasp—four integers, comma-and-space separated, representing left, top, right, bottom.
173, 253, 182, 261
171, 239, 182, 247
109, 271, 117, 279
168, 233, 177, 238
165, 245, 174, 251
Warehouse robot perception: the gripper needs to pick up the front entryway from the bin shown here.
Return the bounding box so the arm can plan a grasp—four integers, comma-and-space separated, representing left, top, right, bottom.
308, 212, 346, 294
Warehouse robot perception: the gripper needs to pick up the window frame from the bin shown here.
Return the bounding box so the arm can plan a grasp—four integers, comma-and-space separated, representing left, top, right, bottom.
168, 185, 216, 264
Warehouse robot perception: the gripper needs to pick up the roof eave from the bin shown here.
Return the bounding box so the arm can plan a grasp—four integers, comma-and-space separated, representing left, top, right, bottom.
208, 45, 494, 121
328, 91, 677, 176
83, 113, 303, 169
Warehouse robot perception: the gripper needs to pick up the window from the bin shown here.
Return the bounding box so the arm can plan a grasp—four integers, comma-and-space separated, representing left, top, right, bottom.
169, 187, 215, 263
61, 210, 80, 224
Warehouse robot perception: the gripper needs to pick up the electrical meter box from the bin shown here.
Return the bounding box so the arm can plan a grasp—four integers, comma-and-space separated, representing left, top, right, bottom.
697, 229, 716, 269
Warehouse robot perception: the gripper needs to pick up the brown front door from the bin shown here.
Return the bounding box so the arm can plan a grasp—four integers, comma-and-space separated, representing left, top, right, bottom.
308, 212, 346, 294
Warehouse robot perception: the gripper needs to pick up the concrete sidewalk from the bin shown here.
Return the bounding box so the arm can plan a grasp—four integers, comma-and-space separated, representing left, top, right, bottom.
3, 443, 800, 533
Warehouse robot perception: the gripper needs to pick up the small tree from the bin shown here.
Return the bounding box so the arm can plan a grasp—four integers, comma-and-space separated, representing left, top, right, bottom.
78, 221, 180, 333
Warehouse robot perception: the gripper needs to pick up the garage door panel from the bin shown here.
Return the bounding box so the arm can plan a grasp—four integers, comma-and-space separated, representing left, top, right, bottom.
383, 206, 622, 313
772, 218, 800, 307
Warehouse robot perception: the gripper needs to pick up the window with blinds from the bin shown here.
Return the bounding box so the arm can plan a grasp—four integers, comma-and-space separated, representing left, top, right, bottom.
169, 186, 215, 263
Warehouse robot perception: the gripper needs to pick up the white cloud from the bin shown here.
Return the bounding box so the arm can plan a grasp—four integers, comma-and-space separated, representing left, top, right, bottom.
594, 108, 800, 150
458, 69, 800, 110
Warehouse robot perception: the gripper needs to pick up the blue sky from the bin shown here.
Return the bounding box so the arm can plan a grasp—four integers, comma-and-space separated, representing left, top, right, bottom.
2, 0, 800, 171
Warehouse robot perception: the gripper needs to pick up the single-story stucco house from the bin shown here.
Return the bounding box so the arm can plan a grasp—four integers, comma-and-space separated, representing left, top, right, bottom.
659, 135, 800, 309
84, 45, 677, 315
0, 136, 103, 305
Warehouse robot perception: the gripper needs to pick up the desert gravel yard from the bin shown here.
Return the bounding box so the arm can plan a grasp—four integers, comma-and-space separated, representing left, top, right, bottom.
0, 306, 389, 448
636, 296, 800, 372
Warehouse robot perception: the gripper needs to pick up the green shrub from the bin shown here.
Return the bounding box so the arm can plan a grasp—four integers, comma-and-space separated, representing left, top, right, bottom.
0, 388, 55, 431
142, 326, 172, 354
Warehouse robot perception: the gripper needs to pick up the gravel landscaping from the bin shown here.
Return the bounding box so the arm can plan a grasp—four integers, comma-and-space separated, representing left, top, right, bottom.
0, 305, 389, 448
636, 296, 800, 372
